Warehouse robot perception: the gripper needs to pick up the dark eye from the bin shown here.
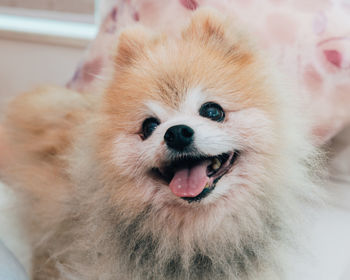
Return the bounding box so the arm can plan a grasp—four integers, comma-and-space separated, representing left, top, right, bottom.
199, 102, 225, 122
142, 117, 160, 139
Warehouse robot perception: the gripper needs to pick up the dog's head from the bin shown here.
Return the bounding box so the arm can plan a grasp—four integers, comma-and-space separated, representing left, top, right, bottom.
93, 9, 316, 237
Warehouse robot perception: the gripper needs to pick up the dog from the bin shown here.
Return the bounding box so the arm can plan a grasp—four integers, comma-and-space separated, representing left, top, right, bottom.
0, 8, 321, 280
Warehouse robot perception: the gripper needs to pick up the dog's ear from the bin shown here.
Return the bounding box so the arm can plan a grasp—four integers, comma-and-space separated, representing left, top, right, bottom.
183, 8, 253, 66
182, 8, 228, 43
115, 26, 157, 67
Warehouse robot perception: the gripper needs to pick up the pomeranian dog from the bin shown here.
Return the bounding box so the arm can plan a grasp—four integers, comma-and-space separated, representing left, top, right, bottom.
0, 8, 320, 280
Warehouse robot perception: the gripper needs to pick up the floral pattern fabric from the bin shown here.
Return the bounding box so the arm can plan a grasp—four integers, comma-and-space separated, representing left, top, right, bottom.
67, 0, 350, 144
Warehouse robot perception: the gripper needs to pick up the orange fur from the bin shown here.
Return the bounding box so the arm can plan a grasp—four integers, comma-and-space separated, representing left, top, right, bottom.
1, 9, 321, 280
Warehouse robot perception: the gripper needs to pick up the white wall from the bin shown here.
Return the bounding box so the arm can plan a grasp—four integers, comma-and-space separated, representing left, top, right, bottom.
0, 37, 85, 114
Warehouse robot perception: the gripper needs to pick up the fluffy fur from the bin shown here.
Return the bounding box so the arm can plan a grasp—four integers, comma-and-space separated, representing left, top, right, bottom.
0, 9, 321, 280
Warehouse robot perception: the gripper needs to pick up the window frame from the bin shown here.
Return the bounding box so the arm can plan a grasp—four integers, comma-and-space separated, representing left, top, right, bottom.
0, 0, 99, 47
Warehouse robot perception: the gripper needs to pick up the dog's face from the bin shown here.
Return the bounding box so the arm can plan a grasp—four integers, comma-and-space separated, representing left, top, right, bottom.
96, 10, 302, 239
83, 9, 317, 279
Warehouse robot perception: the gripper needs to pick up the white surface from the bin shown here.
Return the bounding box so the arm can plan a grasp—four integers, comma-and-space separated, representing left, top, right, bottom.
0, 182, 31, 274
291, 205, 350, 280
289, 126, 350, 280
0, 241, 28, 280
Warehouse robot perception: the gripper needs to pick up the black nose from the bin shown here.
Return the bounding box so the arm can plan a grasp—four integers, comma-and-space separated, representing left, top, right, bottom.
164, 125, 194, 151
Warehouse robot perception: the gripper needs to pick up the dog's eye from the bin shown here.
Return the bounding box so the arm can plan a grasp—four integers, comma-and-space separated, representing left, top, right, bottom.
142, 117, 160, 139
199, 102, 225, 122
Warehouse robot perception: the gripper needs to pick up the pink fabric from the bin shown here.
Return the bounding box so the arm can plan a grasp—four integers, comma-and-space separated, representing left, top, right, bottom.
67, 0, 350, 144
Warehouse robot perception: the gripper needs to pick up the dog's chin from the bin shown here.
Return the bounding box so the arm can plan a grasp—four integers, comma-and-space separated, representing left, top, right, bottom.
149, 150, 240, 203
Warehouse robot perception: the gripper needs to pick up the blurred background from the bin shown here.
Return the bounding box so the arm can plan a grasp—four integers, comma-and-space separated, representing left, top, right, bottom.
0, 0, 99, 113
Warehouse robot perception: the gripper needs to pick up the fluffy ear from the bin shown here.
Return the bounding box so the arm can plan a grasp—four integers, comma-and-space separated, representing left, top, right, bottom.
115, 26, 156, 66
182, 8, 228, 43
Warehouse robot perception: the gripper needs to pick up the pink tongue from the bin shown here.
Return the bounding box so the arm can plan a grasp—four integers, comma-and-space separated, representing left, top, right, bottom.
169, 161, 210, 198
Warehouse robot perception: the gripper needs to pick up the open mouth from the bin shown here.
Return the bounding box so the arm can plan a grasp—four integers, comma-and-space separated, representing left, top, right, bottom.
151, 151, 240, 203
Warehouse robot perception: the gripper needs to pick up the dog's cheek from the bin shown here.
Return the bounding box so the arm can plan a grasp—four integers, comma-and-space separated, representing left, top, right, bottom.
225, 109, 278, 153
111, 135, 146, 176
216, 109, 281, 192
111, 133, 167, 177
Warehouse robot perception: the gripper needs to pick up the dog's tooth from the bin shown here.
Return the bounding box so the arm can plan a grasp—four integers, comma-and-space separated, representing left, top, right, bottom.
212, 158, 221, 170
204, 182, 210, 189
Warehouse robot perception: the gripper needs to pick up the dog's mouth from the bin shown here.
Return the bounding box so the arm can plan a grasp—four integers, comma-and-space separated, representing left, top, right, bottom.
151, 151, 240, 203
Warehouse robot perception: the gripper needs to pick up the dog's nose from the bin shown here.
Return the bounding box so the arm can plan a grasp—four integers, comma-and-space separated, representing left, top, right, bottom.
164, 125, 194, 151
